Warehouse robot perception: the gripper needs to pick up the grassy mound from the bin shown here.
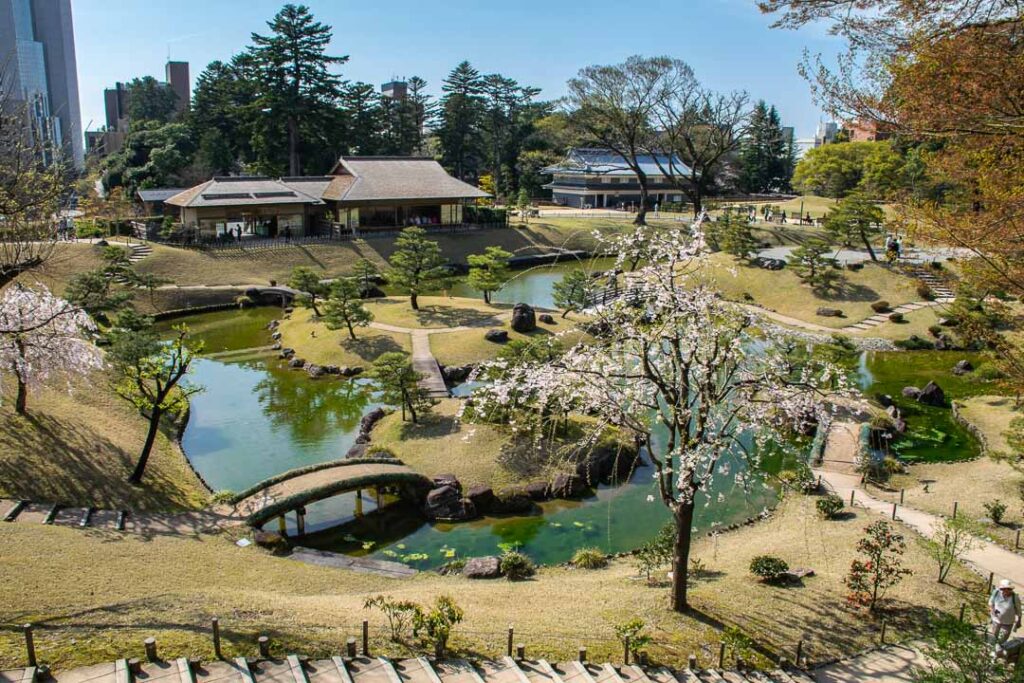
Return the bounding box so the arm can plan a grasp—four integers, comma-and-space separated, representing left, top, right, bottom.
0, 376, 208, 511
277, 308, 412, 367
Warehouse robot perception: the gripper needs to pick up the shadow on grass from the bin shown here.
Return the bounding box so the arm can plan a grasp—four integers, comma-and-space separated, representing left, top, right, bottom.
339, 334, 405, 361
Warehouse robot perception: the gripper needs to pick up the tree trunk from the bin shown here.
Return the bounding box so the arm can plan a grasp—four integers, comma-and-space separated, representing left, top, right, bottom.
671, 501, 696, 612
130, 406, 162, 484
406, 393, 418, 424
861, 230, 878, 261
15, 375, 27, 415
483, 291, 491, 304
561, 308, 570, 319
346, 320, 357, 340
287, 117, 300, 176
410, 293, 419, 310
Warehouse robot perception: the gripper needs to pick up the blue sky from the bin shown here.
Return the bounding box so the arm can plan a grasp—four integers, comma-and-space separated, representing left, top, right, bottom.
71, 0, 842, 139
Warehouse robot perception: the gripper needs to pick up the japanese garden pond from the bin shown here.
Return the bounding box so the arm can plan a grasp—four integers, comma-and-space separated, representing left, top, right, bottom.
161, 303, 787, 569
161, 264, 991, 568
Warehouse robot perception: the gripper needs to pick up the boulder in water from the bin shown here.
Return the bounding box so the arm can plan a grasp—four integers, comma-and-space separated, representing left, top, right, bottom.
918, 381, 946, 407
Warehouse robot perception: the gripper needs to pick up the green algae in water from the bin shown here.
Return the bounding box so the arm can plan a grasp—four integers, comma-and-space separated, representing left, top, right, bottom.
154, 307, 281, 354
857, 350, 991, 463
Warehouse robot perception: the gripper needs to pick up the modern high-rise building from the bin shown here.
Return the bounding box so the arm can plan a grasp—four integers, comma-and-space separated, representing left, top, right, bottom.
0, 0, 83, 168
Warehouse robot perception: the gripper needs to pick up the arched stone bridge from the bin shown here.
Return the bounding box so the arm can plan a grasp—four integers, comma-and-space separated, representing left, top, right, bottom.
230, 458, 432, 528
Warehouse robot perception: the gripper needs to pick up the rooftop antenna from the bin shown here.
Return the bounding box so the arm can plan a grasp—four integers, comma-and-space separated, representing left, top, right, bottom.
167, 43, 171, 61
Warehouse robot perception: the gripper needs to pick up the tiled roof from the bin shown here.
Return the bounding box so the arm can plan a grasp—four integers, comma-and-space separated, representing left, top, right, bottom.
136, 188, 187, 202
331, 157, 490, 203
542, 148, 691, 177
164, 177, 324, 208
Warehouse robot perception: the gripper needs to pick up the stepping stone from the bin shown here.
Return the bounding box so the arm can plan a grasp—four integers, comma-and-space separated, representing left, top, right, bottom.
15, 503, 51, 524
53, 506, 90, 527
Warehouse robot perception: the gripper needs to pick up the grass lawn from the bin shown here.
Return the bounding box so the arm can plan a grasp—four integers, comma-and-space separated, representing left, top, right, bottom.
872, 395, 1024, 550
277, 308, 412, 367
365, 296, 509, 329
0, 375, 208, 511
702, 254, 921, 328
372, 399, 517, 491
430, 319, 588, 367
0, 494, 982, 671
851, 306, 945, 340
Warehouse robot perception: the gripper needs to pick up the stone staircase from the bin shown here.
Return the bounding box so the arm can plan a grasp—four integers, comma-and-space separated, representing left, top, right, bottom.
0, 655, 816, 683
127, 243, 154, 264
1, 498, 234, 536
844, 301, 940, 332
905, 265, 956, 301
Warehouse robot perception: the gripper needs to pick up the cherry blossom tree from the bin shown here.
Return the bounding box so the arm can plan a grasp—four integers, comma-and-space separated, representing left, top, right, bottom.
0, 285, 103, 415
467, 225, 846, 612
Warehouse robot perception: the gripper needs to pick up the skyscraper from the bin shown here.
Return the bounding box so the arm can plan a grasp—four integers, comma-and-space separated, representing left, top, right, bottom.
0, 0, 83, 168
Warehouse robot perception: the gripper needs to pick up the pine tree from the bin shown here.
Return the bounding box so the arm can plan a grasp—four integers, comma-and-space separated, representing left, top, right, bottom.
387, 227, 451, 310
788, 239, 843, 291
322, 278, 373, 340
466, 246, 512, 304
717, 210, 759, 262
371, 352, 434, 423
437, 61, 484, 179
249, 4, 347, 175
341, 82, 384, 154
824, 191, 886, 261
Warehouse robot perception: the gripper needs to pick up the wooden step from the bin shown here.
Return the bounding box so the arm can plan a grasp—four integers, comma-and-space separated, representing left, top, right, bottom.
429, 660, 485, 683
2, 500, 28, 522
475, 660, 528, 683
516, 661, 560, 683
345, 657, 400, 683
553, 662, 595, 683
193, 659, 252, 683
13, 503, 50, 524
248, 658, 295, 683
393, 659, 441, 683
54, 506, 90, 527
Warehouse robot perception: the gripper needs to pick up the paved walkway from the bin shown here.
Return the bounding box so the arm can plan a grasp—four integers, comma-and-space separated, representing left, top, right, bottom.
807, 420, 1024, 680
369, 314, 508, 399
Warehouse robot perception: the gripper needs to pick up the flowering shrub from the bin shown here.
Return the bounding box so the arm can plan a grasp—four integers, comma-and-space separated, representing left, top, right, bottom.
845, 521, 912, 610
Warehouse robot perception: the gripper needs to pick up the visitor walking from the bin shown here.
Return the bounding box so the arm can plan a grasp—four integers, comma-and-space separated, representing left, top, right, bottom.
988, 580, 1021, 644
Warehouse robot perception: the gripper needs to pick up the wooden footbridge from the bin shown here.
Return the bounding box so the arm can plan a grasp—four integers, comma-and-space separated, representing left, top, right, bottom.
230, 458, 432, 529
0, 652, 815, 683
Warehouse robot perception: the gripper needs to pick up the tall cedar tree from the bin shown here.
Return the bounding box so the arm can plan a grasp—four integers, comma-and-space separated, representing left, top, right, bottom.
387, 227, 451, 310
437, 62, 484, 179
737, 101, 794, 193
125, 76, 180, 124
249, 4, 347, 175
567, 56, 685, 225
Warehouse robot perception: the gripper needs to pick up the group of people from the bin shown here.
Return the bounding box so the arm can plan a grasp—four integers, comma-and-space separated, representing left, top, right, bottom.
886, 234, 904, 262
745, 206, 816, 226
56, 217, 76, 241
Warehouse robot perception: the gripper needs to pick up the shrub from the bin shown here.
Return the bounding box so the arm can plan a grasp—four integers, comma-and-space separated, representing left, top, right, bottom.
889, 312, 905, 323
917, 283, 935, 300
895, 335, 935, 350
816, 494, 845, 519
927, 325, 943, 337
412, 595, 463, 658
500, 550, 536, 580
984, 499, 1008, 525
778, 467, 817, 493
929, 261, 943, 270
437, 558, 467, 575
750, 555, 789, 583
871, 301, 891, 313
845, 521, 911, 610
364, 595, 422, 641
210, 489, 236, 504
366, 444, 398, 458
571, 547, 608, 569
613, 618, 652, 655
975, 364, 1007, 381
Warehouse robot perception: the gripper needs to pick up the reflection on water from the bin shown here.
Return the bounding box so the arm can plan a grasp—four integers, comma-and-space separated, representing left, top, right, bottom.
856, 350, 983, 462
173, 301, 791, 568
449, 257, 619, 309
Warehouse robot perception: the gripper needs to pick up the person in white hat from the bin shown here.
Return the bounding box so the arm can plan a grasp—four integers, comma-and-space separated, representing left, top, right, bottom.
988, 579, 1021, 644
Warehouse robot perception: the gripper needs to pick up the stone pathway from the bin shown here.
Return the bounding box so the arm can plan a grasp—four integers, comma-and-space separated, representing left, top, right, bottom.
368, 315, 508, 400
806, 420, 1024, 680
738, 300, 948, 336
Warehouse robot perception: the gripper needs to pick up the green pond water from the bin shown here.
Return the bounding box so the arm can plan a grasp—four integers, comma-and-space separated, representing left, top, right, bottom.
162, 268, 996, 568
856, 350, 990, 462
164, 303, 788, 568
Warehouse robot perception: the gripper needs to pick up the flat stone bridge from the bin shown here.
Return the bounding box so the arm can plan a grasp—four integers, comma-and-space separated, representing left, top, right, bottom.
231, 458, 432, 529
